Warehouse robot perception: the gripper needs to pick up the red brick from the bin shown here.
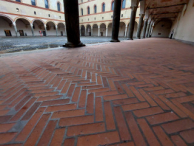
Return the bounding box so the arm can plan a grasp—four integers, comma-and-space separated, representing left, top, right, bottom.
114, 106, 131, 141
86, 93, 94, 114
67, 84, 75, 97
104, 94, 128, 101
96, 90, 118, 97
130, 86, 145, 101
63, 138, 75, 146
104, 102, 115, 130
57, 80, 66, 90
165, 92, 187, 98
137, 118, 160, 146
24, 114, 50, 146
122, 102, 150, 111
88, 88, 109, 93
122, 84, 135, 97
71, 87, 81, 102
97, 75, 102, 84
114, 81, 124, 94
144, 86, 164, 91
146, 112, 179, 125
67, 122, 105, 136
33, 92, 58, 97
175, 95, 194, 103
171, 135, 187, 146
52, 109, 85, 119
133, 107, 163, 117
50, 128, 66, 146
152, 89, 174, 95
41, 99, 69, 106
139, 89, 157, 106
162, 119, 194, 134
46, 104, 77, 112
0, 132, 17, 144
108, 79, 117, 90
61, 81, 70, 94
109, 142, 135, 146
95, 97, 103, 121
78, 90, 87, 108
125, 112, 146, 146
37, 95, 61, 102
153, 126, 174, 146
180, 129, 194, 143
112, 98, 138, 106
0, 123, 15, 133
77, 131, 120, 146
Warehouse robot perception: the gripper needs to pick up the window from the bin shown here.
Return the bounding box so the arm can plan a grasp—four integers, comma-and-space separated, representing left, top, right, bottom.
87, 7, 90, 14
45, 0, 49, 9
122, 0, 126, 9
112, 1, 114, 10
31, 0, 36, 6
16, 0, 21, 2
48, 14, 50, 17
16, 8, 19, 12
81, 8, 83, 15
57, 2, 60, 11
59, 16, 61, 19
34, 11, 36, 15
94, 5, 97, 13
102, 3, 105, 12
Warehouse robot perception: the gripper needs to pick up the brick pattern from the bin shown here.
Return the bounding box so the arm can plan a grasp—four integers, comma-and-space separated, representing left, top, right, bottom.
0, 38, 194, 146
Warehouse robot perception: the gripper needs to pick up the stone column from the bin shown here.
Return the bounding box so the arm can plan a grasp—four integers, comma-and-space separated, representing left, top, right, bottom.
64, 26, 66, 36
91, 28, 93, 36
30, 24, 34, 36
127, 6, 138, 40
85, 27, 87, 36
63, 0, 85, 47
145, 22, 150, 38
106, 27, 108, 37
98, 26, 100, 36
44, 24, 47, 36
55, 25, 58, 36
136, 14, 144, 39
142, 19, 147, 38
124, 25, 128, 37
147, 21, 152, 37
13, 22, 18, 37
110, 0, 121, 42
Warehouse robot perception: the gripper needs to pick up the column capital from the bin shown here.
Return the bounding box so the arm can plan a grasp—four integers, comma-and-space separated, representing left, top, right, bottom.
13, 22, 16, 26
139, 14, 145, 17
55, 25, 58, 28
130, 6, 138, 11
98, 26, 100, 29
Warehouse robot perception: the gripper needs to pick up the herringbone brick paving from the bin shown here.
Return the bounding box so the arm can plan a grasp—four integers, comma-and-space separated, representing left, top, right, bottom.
0, 38, 194, 146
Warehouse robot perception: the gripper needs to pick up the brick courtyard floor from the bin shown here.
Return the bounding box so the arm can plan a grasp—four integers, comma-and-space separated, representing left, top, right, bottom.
0, 38, 194, 146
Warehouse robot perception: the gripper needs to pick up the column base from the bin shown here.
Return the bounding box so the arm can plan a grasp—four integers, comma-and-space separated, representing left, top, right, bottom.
127, 38, 133, 40
63, 41, 85, 48
110, 39, 120, 42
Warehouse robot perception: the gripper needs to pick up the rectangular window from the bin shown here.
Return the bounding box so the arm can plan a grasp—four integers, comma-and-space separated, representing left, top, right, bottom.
16, 0, 21, 2
45, 0, 49, 9
31, 0, 36, 6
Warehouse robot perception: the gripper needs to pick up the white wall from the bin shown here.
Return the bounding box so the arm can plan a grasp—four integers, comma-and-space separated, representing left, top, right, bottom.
0, 17, 15, 37
152, 20, 172, 38
171, 0, 194, 42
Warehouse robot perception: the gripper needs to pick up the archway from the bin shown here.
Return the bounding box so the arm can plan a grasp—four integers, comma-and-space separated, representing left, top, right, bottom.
119, 22, 125, 37
81, 25, 85, 36
15, 18, 32, 36
57, 23, 65, 36
0, 15, 15, 37
100, 23, 106, 36
93, 24, 98, 36
152, 19, 172, 38
33, 20, 45, 36
108, 23, 112, 37
86, 25, 91, 36
46, 21, 56, 36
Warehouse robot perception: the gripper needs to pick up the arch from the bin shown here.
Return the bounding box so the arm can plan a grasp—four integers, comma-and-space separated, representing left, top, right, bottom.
33, 20, 45, 36
0, 15, 15, 37
119, 22, 125, 37
86, 24, 92, 36
14, 17, 31, 24
87, 6, 90, 15
81, 25, 85, 36
94, 5, 97, 13
152, 19, 172, 38
57, 22, 65, 36
57, 1, 61, 11
46, 21, 56, 26
100, 23, 106, 36
46, 21, 56, 36
92, 24, 98, 36
15, 18, 32, 36
126, 21, 138, 38
102, 2, 105, 12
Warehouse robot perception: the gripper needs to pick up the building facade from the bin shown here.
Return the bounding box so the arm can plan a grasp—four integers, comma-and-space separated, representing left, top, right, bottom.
0, 0, 140, 37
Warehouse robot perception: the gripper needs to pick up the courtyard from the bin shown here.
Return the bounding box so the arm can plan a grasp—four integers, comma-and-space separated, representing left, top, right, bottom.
0, 36, 128, 53
0, 38, 194, 146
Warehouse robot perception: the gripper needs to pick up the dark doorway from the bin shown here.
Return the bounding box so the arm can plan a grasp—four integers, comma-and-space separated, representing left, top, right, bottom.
4, 30, 12, 36
61, 31, 63, 36
19, 30, 24, 36
43, 31, 46, 36
89, 32, 91, 36
101, 32, 103, 36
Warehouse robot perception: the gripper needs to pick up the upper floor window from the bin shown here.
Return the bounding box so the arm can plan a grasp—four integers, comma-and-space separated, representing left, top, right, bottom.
112, 1, 114, 10
45, 0, 49, 9
122, 0, 126, 9
31, 0, 36, 6
102, 3, 105, 12
87, 7, 90, 14
16, 0, 21, 2
81, 8, 83, 15
94, 5, 97, 13
57, 2, 60, 11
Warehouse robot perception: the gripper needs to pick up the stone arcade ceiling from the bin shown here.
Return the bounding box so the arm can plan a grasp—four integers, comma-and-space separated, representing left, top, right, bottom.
145, 0, 189, 21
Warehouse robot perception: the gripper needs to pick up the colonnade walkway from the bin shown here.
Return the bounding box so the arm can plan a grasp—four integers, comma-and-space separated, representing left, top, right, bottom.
0, 38, 194, 146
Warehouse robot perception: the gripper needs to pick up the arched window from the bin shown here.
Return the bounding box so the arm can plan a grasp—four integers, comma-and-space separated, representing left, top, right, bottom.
87, 7, 90, 14
57, 2, 60, 11
94, 5, 97, 13
122, 0, 126, 9
16, 0, 21, 2
112, 1, 114, 10
81, 8, 83, 15
102, 3, 105, 12
45, 0, 49, 9
31, 0, 36, 6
